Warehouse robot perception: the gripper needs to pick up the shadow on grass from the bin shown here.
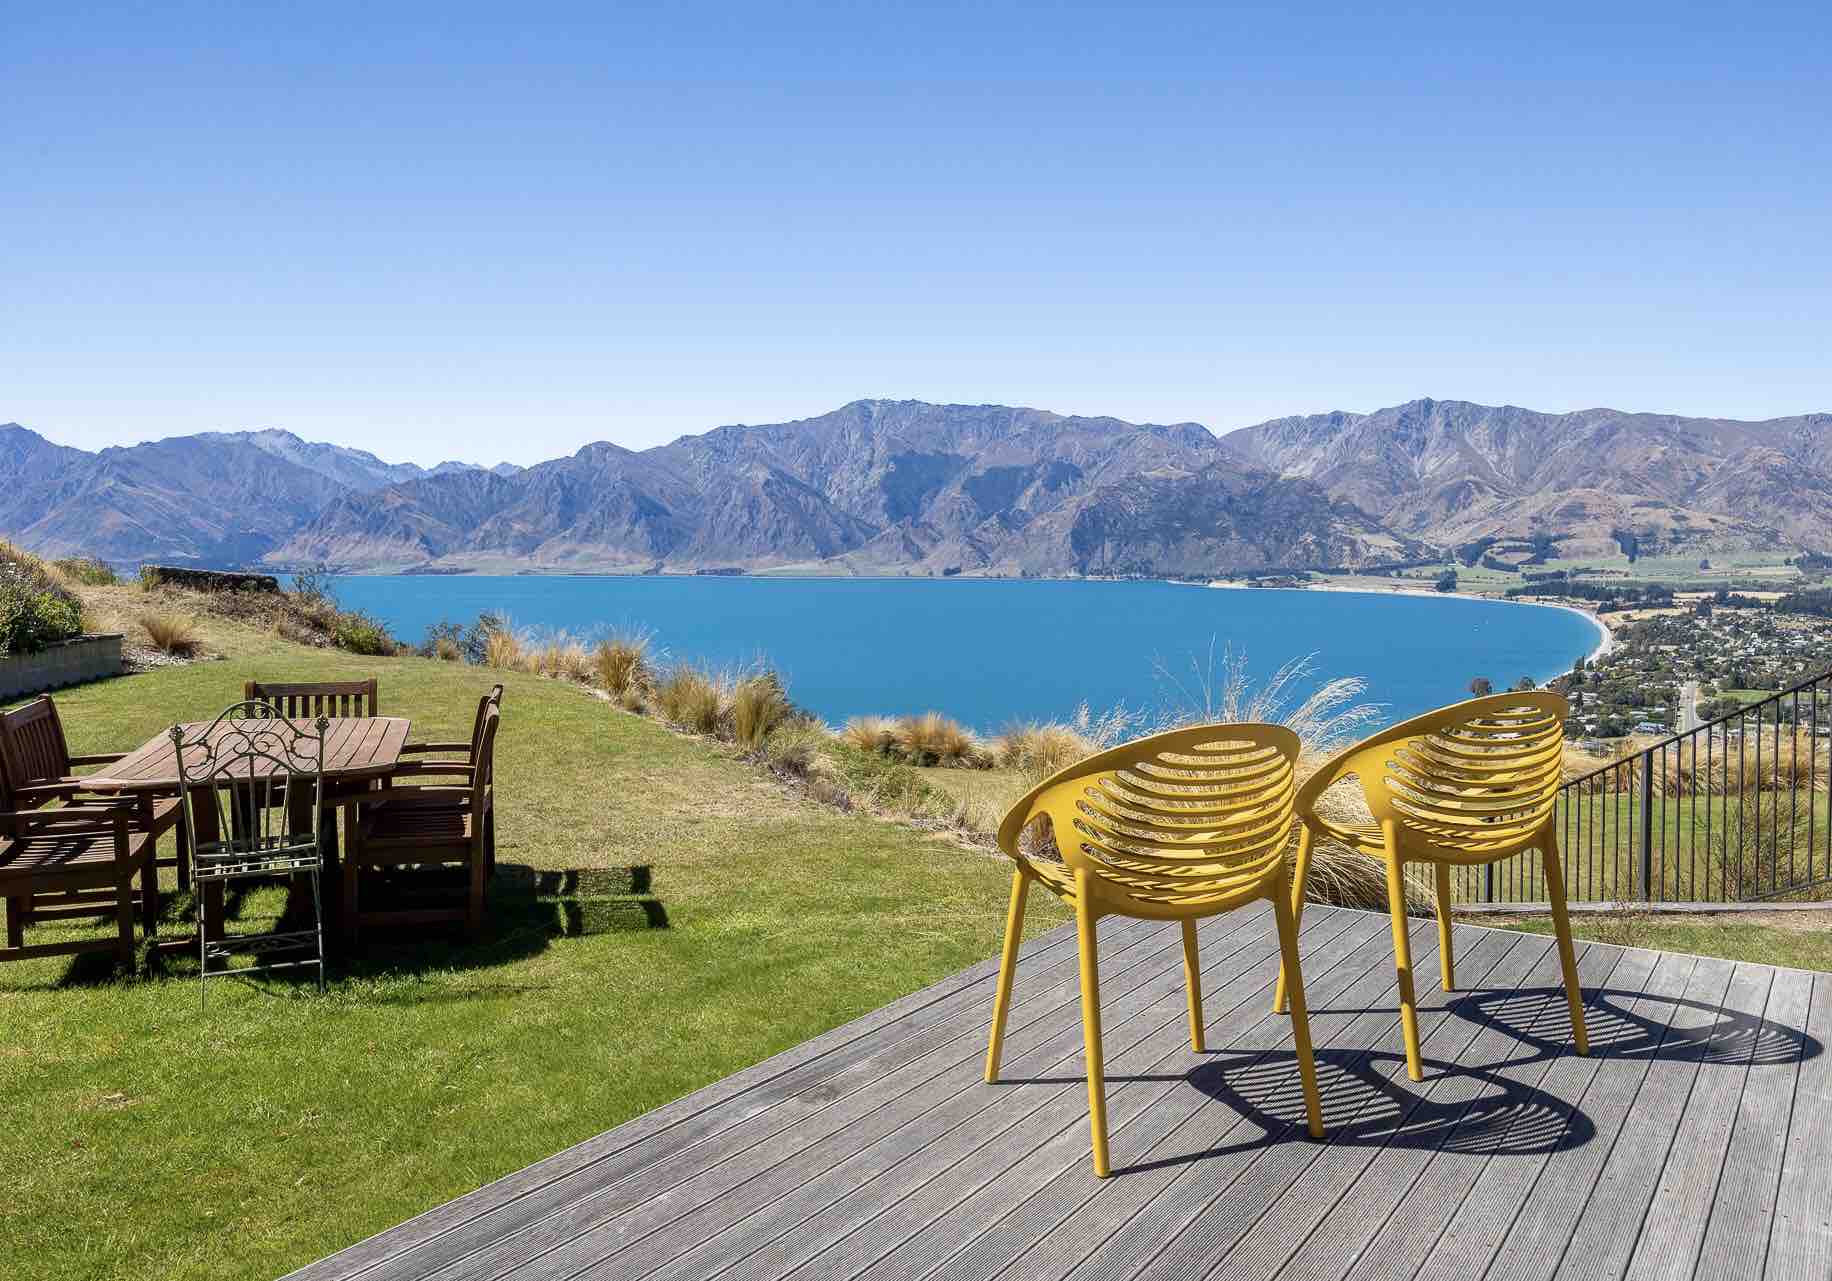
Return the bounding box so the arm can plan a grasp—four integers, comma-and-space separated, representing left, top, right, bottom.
41, 862, 666, 990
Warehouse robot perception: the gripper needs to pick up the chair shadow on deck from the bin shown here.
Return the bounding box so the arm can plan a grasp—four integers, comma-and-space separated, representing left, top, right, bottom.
1448, 985, 1821, 1068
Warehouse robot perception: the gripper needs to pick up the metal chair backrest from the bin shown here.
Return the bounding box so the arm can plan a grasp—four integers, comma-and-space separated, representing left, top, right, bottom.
170, 702, 328, 880
0, 696, 73, 806
1299, 691, 1568, 860
996, 723, 1299, 919
243, 678, 378, 719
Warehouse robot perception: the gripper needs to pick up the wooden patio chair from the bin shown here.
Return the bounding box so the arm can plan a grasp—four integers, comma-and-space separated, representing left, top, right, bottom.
1271, 691, 1585, 1083
987, 723, 1323, 1178
0, 767, 160, 968
395, 684, 503, 780
345, 704, 498, 946
243, 678, 379, 719
0, 696, 188, 934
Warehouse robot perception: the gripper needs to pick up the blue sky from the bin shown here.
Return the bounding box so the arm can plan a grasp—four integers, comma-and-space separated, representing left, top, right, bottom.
5, 1, 1827, 465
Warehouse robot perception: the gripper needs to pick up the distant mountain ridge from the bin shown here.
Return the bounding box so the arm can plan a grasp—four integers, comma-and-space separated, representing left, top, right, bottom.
3, 397, 1827, 575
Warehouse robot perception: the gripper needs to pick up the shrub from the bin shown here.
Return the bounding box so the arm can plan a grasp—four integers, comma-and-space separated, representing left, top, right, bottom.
654, 664, 726, 736
533, 634, 592, 682
432, 635, 463, 662
52, 556, 118, 586
592, 629, 653, 698
762, 718, 828, 777
138, 611, 201, 656
732, 671, 792, 749
484, 627, 528, 671
0, 543, 86, 655
840, 715, 897, 755
137, 565, 163, 591
329, 610, 397, 656
994, 721, 1097, 781
892, 711, 980, 767
421, 620, 468, 660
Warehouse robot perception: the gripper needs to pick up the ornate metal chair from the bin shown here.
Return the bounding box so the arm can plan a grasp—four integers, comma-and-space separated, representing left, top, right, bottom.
170, 702, 330, 1000
988, 723, 1323, 1177
1272, 691, 1584, 1082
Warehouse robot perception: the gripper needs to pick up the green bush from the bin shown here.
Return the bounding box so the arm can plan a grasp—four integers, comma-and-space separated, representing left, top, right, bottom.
329, 609, 396, 656
52, 556, 119, 586
0, 557, 85, 655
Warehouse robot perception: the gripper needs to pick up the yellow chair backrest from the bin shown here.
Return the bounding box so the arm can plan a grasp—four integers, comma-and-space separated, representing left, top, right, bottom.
996, 723, 1300, 919
1299, 691, 1567, 860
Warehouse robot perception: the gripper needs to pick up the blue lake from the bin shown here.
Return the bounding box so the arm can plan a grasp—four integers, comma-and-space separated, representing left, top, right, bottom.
326, 576, 1604, 732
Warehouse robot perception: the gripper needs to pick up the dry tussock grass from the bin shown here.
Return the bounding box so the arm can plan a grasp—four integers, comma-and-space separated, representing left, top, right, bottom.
137, 611, 201, 656
732, 672, 793, 749
592, 629, 654, 698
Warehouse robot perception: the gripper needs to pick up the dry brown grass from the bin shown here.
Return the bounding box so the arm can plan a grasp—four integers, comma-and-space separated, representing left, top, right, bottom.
483, 627, 527, 671
732, 672, 792, 749
893, 712, 981, 767
654, 664, 726, 736
533, 634, 593, 682
840, 715, 898, 755
431, 636, 463, 662
592, 629, 654, 699
137, 611, 201, 657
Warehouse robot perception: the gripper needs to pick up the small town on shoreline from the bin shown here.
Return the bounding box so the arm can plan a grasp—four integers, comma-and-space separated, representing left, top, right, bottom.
1214, 545, 1832, 747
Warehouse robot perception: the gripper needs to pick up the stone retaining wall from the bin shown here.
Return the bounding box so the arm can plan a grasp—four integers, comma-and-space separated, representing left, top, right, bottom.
144, 566, 280, 593
0, 634, 126, 700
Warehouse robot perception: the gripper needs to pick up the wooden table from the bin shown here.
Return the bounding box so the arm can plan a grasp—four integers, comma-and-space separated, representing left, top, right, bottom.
85, 717, 411, 952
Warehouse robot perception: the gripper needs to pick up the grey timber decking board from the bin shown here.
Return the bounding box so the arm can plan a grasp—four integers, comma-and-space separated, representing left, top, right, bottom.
285, 905, 1827, 1281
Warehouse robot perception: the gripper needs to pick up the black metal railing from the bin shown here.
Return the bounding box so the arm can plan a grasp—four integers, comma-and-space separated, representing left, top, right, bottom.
1456, 667, 1832, 905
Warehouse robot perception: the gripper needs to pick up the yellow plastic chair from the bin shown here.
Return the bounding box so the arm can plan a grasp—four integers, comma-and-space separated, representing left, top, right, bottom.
987, 724, 1323, 1178
1271, 691, 1585, 1082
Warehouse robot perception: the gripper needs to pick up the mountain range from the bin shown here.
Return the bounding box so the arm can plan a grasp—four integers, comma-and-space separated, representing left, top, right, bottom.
2, 397, 1825, 575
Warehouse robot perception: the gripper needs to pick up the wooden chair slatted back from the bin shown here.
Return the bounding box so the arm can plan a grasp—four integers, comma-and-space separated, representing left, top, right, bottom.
243, 678, 379, 720
472, 705, 499, 803
1303, 692, 1569, 857
470, 685, 504, 762
997, 723, 1299, 917
0, 697, 74, 817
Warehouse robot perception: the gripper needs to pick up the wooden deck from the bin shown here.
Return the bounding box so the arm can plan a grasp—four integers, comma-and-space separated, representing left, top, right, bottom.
288, 904, 1830, 1281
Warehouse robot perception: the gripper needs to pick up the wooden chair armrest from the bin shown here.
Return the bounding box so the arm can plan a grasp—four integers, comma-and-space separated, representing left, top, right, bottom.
14, 781, 88, 801
389, 761, 475, 778
2, 805, 139, 832
400, 741, 472, 754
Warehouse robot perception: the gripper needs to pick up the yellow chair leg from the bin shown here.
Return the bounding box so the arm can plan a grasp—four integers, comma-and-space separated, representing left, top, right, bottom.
985, 868, 1030, 1083
1273, 823, 1314, 1015
1181, 919, 1205, 1052
1273, 877, 1325, 1138
1074, 870, 1111, 1178
1382, 824, 1424, 1082
1541, 829, 1589, 1056
1434, 861, 1455, 992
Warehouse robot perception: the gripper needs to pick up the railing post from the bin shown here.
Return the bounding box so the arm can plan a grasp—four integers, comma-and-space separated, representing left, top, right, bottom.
1484, 861, 1495, 903
1639, 746, 1655, 901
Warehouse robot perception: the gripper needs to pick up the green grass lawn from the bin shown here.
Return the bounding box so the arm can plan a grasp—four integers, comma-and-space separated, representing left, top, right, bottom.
1481, 910, 1832, 973
1, 625, 1066, 1281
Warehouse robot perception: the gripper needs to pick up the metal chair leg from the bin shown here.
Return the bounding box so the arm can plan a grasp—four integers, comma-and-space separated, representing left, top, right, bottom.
1382, 822, 1424, 1082
1273, 874, 1325, 1138
1542, 828, 1588, 1055
1181, 919, 1205, 1052
1074, 870, 1110, 1178
985, 868, 1029, 1083
1273, 824, 1314, 1015
1434, 861, 1455, 991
